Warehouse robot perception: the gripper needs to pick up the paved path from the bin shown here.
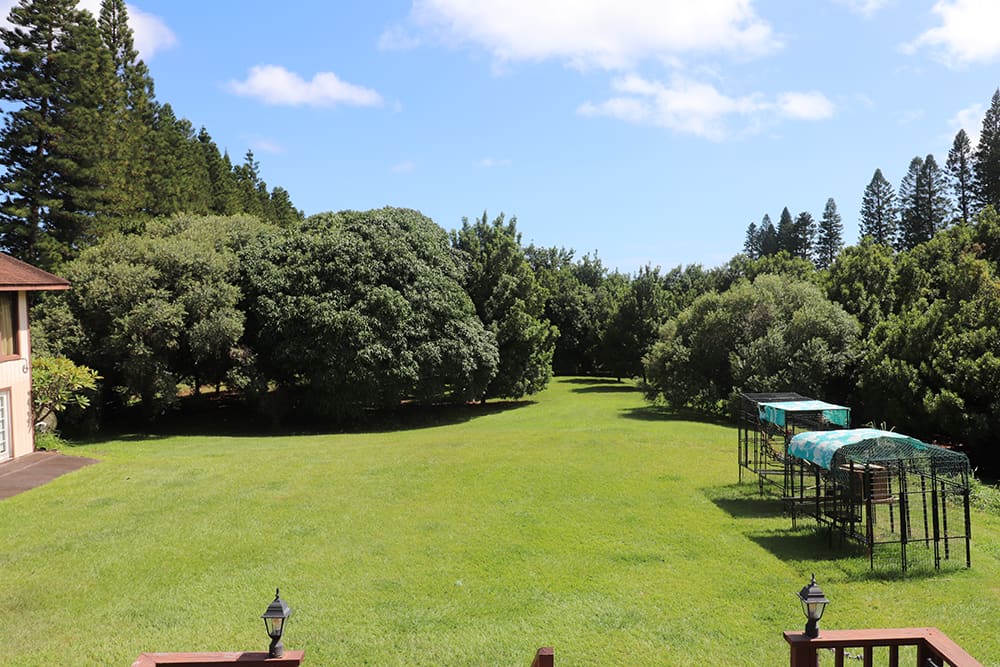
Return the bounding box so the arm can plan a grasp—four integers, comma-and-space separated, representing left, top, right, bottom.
0, 450, 99, 500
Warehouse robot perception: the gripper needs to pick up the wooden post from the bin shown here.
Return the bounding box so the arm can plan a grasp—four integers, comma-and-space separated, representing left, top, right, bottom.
530, 646, 554, 667
787, 641, 816, 667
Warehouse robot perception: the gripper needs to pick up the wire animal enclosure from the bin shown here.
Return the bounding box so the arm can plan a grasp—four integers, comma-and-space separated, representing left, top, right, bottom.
736, 393, 850, 494
736, 394, 972, 571
785, 429, 972, 571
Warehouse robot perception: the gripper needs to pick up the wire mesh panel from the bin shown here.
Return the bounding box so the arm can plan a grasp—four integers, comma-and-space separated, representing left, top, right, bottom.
736, 393, 849, 495
785, 430, 972, 571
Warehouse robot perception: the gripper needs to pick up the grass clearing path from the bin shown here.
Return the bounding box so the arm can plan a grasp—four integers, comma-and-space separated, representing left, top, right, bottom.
2, 378, 998, 665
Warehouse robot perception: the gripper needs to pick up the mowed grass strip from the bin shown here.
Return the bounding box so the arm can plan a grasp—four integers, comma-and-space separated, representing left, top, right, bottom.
1, 378, 998, 666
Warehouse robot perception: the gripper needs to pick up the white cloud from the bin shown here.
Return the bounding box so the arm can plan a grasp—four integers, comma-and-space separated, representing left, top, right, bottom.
378, 24, 422, 51
406, 0, 780, 69
834, 0, 892, 17
776, 91, 835, 120
949, 103, 984, 147
0, 1, 176, 59
127, 5, 177, 58
578, 74, 833, 140
904, 0, 1000, 66
228, 65, 383, 108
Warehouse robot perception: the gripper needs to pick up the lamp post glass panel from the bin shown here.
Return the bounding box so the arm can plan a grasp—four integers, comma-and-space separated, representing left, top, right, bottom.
797, 574, 829, 638
262, 588, 293, 658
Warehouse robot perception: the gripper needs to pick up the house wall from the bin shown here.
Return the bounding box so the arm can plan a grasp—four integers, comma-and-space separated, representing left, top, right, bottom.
0, 291, 34, 459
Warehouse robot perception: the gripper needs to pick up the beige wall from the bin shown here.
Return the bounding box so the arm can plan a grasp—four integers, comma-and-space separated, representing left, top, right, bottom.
0, 291, 34, 459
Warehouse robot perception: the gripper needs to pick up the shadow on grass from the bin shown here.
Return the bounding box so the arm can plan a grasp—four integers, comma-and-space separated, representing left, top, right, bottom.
702, 486, 963, 580
620, 404, 732, 427
557, 376, 624, 385
572, 384, 640, 394
755, 530, 957, 581
704, 483, 785, 519
749, 528, 863, 563
63, 394, 535, 444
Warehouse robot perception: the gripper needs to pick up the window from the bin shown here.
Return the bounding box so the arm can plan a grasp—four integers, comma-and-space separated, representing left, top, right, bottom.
0, 391, 8, 459
0, 293, 17, 357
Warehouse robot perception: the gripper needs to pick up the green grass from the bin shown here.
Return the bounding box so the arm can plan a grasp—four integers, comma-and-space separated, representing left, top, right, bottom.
2, 378, 999, 666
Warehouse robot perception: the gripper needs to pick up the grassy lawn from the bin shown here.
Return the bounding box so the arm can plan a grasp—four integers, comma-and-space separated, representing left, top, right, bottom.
2, 377, 999, 666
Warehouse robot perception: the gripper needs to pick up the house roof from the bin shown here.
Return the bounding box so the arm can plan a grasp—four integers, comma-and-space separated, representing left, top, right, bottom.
0, 253, 69, 292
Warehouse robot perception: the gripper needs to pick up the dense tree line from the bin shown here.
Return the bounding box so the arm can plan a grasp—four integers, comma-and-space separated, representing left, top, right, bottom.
644, 209, 1000, 469
33, 208, 562, 424
680, 86, 1000, 470
0, 0, 301, 271
8, 0, 1000, 473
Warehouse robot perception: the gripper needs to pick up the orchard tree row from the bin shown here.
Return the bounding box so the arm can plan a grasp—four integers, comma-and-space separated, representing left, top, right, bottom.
0, 0, 301, 271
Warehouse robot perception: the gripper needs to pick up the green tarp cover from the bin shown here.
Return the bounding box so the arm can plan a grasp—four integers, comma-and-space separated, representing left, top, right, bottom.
758, 400, 850, 428
788, 428, 927, 470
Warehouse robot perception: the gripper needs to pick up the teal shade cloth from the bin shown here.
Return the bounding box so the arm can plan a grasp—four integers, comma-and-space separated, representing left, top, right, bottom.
758, 400, 851, 428
788, 428, 927, 470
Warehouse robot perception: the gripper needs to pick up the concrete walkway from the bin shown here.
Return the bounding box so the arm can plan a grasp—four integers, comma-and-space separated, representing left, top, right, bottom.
0, 450, 99, 500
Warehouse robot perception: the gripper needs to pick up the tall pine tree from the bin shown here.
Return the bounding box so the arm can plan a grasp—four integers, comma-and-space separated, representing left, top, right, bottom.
147, 103, 212, 217
974, 88, 1000, 211
898, 155, 950, 251
743, 221, 760, 258
96, 0, 156, 228
897, 156, 924, 251
815, 197, 843, 269
233, 149, 269, 218
947, 128, 975, 225
859, 168, 897, 247
916, 154, 951, 237
792, 211, 815, 261
776, 206, 795, 254
0, 0, 118, 268
198, 128, 241, 215
758, 214, 778, 256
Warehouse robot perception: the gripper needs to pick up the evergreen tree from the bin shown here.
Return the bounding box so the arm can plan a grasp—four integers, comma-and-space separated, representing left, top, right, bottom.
917, 154, 951, 237
860, 168, 897, 247
974, 88, 1000, 211
0, 0, 119, 268
899, 155, 950, 251
792, 211, 816, 261
947, 128, 975, 225
146, 103, 212, 217
98, 0, 153, 112
267, 186, 303, 226
96, 0, 155, 227
233, 149, 269, 218
776, 207, 795, 254
198, 128, 240, 215
897, 156, 923, 251
743, 221, 760, 258
815, 197, 844, 270
758, 214, 778, 256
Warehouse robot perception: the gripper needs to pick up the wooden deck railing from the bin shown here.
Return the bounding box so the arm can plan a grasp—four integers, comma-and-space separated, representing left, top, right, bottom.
132, 647, 555, 666
784, 628, 982, 667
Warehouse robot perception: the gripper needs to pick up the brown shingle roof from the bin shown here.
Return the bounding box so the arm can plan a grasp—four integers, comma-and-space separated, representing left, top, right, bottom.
0, 253, 69, 291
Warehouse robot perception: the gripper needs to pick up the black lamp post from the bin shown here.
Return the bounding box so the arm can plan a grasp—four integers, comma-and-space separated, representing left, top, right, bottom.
261, 588, 293, 658
797, 574, 829, 639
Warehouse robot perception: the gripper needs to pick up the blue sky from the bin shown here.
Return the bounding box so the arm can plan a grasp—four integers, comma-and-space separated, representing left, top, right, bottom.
10, 1, 1000, 272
